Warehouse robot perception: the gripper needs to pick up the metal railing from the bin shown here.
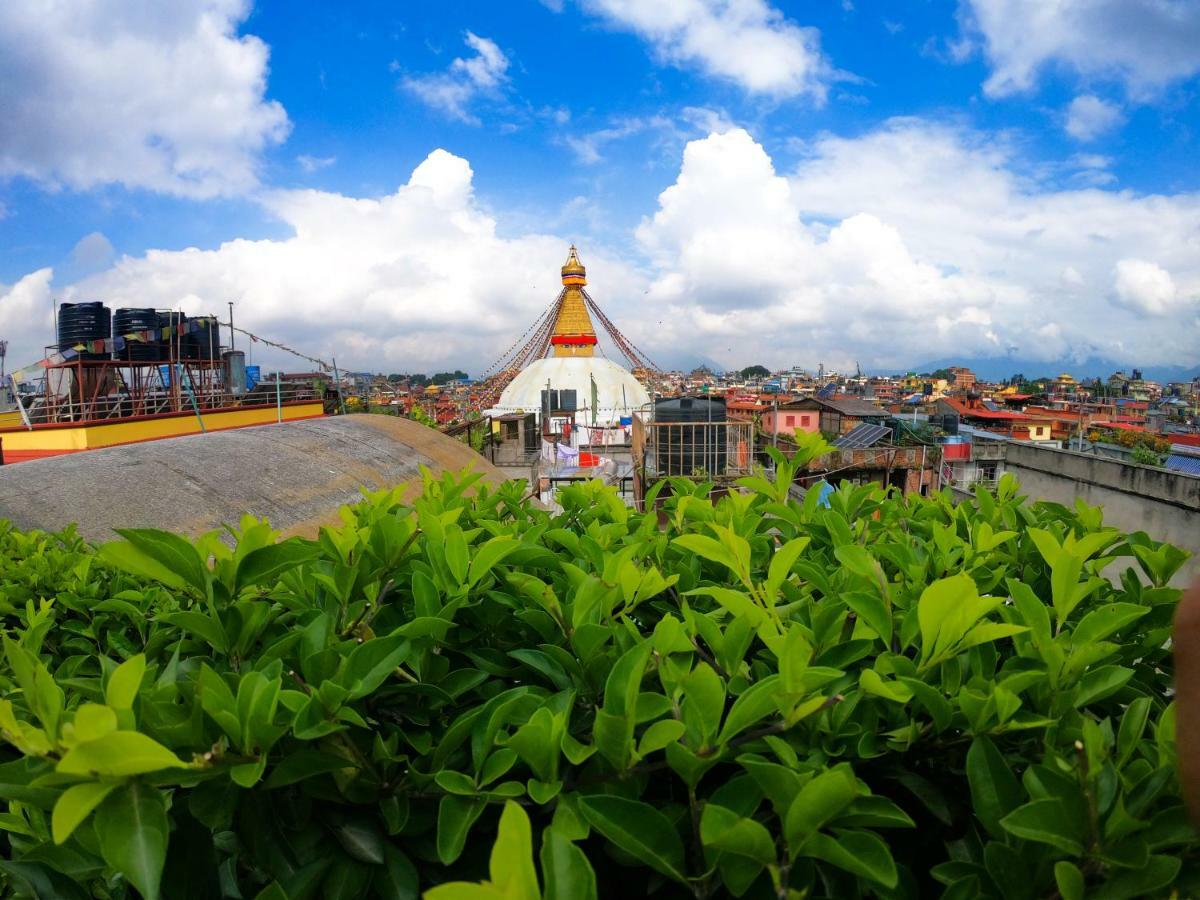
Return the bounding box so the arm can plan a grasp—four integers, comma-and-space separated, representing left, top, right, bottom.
639, 419, 756, 478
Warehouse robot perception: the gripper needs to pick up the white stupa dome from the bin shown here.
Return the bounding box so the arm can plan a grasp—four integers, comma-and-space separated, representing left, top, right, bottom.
492, 356, 650, 425
487, 246, 652, 427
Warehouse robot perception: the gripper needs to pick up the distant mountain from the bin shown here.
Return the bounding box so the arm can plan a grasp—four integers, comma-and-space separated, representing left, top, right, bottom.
906, 356, 1200, 385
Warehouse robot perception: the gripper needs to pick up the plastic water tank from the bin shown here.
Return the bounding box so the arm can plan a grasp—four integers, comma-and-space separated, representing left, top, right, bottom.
112, 308, 161, 361
58, 302, 111, 359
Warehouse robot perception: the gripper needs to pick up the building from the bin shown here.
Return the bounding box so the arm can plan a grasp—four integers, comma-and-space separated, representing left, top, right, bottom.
948, 366, 976, 392
767, 397, 887, 436
489, 247, 650, 428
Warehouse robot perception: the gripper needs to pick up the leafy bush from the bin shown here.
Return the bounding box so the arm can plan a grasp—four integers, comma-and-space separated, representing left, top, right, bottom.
0, 462, 1195, 900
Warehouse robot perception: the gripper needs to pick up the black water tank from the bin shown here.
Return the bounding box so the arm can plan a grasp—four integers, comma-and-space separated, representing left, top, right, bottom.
157, 311, 191, 359
654, 396, 727, 476
57, 302, 111, 359
189, 316, 220, 360
112, 308, 162, 361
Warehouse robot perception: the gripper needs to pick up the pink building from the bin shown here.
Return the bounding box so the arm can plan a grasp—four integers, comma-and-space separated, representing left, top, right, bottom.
761, 405, 820, 435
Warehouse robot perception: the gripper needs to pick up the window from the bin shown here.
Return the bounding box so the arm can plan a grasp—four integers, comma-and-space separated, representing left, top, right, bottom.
785, 415, 795, 426
801, 415, 810, 426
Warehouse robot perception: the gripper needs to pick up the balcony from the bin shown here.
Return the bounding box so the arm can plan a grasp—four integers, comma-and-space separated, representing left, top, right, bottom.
633, 415, 756, 479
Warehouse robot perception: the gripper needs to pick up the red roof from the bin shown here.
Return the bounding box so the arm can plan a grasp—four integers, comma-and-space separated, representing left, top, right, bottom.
941, 397, 1031, 422
1100, 422, 1146, 433
1170, 434, 1200, 447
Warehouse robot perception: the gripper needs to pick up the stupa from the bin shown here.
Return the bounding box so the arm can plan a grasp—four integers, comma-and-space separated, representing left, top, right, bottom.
488, 247, 651, 426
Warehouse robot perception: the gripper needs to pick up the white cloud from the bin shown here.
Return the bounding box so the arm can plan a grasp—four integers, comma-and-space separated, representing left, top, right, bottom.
961, 0, 1200, 97
1, 150, 647, 376
0, 0, 289, 197
69, 232, 116, 271
402, 32, 510, 124
634, 124, 1200, 370
1064, 95, 1125, 141
0, 270, 56, 366
297, 155, 336, 173
1113, 258, 1177, 314
564, 116, 674, 164
578, 0, 832, 99
4, 125, 1198, 377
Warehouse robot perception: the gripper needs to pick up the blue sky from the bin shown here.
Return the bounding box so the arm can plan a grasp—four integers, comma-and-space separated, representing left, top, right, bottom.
1, 1, 1198, 377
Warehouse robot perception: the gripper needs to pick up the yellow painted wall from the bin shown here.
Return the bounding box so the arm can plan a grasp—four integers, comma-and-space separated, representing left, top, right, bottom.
0, 403, 324, 454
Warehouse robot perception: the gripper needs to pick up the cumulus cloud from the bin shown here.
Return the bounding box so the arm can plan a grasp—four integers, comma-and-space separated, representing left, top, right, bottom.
0, 150, 647, 375
4, 125, 1198, 376
634, 124, 1200, 370
577, 0, 832, 99
0, 270, 56, 366
1064, 95, 1125, 141
1113, 258, 1177, 314
961, 0, 1200, 97
402, 32, 510, 123
0, 0, 289, 197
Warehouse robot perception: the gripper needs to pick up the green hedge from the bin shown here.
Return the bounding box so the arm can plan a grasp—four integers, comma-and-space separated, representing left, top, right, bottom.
0, 451, 1194, 899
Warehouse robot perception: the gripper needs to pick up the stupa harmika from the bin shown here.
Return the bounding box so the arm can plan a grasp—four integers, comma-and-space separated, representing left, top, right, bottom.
485, 247, 652, 426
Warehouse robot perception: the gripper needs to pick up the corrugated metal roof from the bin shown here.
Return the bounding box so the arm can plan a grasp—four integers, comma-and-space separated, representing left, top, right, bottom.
1166, 454, 1200, 476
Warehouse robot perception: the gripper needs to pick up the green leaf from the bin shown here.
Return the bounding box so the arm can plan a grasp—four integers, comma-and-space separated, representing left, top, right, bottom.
717, 674, 781, 744
105, 654, 146, 711
468, 537, 521, 587
57, 731, 189, 777
800, 829, 898, 888
113, 528, 209, 594
766, 537, 810, 597
637, 719, 685, 757
163, 611, 228, 653
332, 815, 386, 865
966, 736, 1023, 838
682, 663, 725, 744
95, 780, 169, 900
97, 540, 186, 591
71, 703, 118, 743
1075, 665, 1134, 708
783, 768, 859, 856
342, 634, 411, 699
673, 534, 745, 583
1071, 603, 1150, 645
1117, 697, 1151, 766
541, 827, 597, 900
842, 591, 892, 646
1053, 861, 1085, 900
261, 749, 352, 789
437, 796, 487, 865
1093, 854, 1180, 900
577, 794, 688, 883
700, 803, 776, 866
52, 781, 120, 844
999, 798, 1084, 854
489, 801, 540, 900
236, 539, 321, 590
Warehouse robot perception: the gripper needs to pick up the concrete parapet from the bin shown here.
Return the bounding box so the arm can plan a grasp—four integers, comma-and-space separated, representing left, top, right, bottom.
0, 414, 508, 543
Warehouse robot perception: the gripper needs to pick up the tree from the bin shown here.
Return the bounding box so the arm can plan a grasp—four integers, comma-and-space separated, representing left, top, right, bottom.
740, 364, 770, 379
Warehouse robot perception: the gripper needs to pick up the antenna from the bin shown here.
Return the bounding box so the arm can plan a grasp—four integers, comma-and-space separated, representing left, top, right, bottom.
0, 339, 6, 381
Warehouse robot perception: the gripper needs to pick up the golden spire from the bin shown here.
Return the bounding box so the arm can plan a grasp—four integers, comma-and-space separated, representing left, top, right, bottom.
551, 245, 597, 357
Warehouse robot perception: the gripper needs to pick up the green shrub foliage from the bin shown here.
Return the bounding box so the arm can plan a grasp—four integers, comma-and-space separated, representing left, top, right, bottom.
0, 462, 1195, 899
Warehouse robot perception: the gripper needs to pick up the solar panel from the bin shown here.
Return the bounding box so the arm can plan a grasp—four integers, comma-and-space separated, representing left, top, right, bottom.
816, 382, 837, 399
982, 400, 1002, 412
833, 423, 891, 449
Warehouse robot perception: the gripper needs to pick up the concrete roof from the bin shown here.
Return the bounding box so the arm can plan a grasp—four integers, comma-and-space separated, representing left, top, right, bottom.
0, 414, 509, 543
